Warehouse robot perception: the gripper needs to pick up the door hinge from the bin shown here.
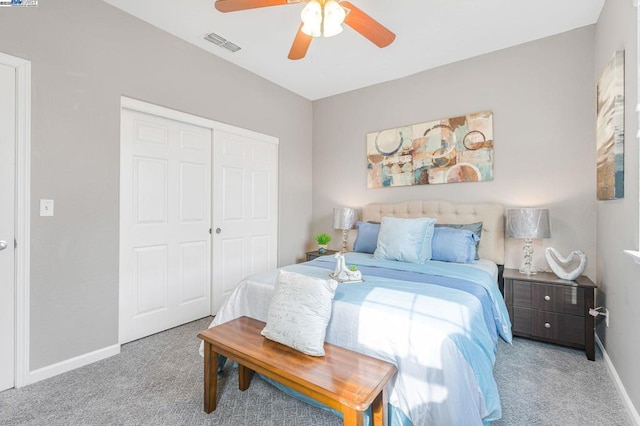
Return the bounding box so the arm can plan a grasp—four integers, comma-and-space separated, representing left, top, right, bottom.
14, 239, 17, 249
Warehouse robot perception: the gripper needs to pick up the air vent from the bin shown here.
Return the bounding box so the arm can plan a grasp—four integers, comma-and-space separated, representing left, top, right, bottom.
221, 42, 241, 53
204, 32, 226, 46
204, 32, 242, 53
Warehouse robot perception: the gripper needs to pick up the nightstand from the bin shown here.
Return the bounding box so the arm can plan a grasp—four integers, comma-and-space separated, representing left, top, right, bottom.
305, 250, 338, 261
503, 268, 597, 361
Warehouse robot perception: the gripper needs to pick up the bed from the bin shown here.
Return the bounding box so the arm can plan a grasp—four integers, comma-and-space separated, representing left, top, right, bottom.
202, 200, 512, 425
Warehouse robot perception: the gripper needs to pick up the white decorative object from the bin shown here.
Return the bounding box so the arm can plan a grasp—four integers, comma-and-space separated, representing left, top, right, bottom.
545, 247, 587, 281
330, 252, 362, 283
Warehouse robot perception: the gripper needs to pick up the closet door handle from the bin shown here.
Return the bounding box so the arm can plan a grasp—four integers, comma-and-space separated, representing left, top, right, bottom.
215, 228, 222, 234
0, 240, 7, 251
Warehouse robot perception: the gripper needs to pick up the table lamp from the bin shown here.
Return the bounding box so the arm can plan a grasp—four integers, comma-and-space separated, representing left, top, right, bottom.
332, 207, 356, 253
506, 208, 551, 275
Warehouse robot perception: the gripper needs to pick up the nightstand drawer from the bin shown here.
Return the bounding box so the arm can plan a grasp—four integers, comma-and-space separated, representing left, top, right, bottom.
532, 310, 563, 341
512, 280, 584, 316
531, 283, 584, 316
533, 310, 585, 345
512, 307, 533, 335
512, 280, 532, 307
513, 308, 585, 346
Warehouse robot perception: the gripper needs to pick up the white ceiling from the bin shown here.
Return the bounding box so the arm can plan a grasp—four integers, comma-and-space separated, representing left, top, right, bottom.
101, 0, 605, 101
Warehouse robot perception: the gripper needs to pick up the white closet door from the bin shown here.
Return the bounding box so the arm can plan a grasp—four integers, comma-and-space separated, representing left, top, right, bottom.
120, 109, 211, 344
0, 63, 16, 391
212, 130, 278, 313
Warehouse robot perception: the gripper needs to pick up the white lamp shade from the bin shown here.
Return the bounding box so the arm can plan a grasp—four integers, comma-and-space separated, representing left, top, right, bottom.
300, 0, 322, 37
506, 208, 551, 239
332, 207, 357, 230
322, 0, 345, 37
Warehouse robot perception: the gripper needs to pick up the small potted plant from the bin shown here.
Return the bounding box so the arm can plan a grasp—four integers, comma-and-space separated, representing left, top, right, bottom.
347, 265, 362, 281
314, 233, 332, 254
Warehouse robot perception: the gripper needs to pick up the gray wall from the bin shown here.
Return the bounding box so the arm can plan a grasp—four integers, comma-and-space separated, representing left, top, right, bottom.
3, 4, 638, 419
0, 0, 313, 370
312, 27, 597, 277
595, 0, 640, 417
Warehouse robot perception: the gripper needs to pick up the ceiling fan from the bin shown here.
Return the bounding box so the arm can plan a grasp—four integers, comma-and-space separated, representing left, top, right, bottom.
214, 0, 396, 60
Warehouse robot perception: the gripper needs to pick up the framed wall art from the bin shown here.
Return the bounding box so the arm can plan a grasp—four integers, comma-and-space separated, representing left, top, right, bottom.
366, 111, 494, 189
596, 50, 625, 200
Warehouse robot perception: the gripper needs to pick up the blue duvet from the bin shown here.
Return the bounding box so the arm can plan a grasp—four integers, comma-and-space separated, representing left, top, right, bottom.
208, 253, 512, 425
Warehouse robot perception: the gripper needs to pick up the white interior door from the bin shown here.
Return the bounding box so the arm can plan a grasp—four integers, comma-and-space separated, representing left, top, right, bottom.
212, 129, 278, 313
120, 109, 212, 344
0, 63, 16, 391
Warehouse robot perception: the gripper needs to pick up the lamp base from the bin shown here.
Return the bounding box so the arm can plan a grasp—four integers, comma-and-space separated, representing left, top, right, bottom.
519, 238, 536, 275
341, 229, 348, 253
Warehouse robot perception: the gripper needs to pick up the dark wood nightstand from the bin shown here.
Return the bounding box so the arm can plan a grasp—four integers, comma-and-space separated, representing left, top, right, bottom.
503, 268, 597, 361
305, 250, 338, 261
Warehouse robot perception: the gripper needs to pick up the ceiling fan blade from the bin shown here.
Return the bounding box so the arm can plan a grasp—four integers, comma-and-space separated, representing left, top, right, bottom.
288, 24, 312, 60
341, 1, 395, 48
215, 0, 298, 13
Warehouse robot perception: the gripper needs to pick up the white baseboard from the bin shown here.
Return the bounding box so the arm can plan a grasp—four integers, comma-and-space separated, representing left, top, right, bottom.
596, 334, 640, 425
28, 344, 120, 385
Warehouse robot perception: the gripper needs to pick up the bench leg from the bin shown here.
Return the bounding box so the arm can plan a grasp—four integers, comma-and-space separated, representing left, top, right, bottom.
238, 364, 254, 391
203, 342, 219, 413
342, 408, 364, 426
371, 390, 388, 426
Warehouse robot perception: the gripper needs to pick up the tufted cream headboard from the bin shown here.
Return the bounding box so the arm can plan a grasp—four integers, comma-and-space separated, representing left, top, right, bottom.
362, 200, 505, 265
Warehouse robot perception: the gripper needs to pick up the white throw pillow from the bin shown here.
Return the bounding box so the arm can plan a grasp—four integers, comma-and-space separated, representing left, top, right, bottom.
261, 270, 338, 356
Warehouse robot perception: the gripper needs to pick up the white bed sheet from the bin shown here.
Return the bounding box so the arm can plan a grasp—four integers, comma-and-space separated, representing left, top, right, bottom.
458, 259, 498, 283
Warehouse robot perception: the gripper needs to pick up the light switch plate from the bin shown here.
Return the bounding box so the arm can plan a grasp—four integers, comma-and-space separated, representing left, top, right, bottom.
40, 199, 54, 216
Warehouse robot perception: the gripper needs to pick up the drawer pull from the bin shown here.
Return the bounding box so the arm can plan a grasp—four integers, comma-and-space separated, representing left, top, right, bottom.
544, 322, 551, 329
544, 295, 551, 301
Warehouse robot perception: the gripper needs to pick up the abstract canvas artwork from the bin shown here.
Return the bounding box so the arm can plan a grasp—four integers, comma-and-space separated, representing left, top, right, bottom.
596, 50, 625, 200
367, 111, 494, 188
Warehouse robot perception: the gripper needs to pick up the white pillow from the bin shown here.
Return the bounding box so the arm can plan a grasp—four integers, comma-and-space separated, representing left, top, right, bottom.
261, 270, 338, 356
373, 216, 437, 263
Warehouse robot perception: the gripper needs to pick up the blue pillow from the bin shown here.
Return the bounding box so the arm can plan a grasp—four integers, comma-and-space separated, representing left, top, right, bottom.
431, 227, 480, 263
373, 217, 436, 263
353, 221, 381, 254
434, 222, 483, 260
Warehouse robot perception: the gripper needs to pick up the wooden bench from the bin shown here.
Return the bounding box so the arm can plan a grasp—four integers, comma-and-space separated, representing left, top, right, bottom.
198, 316, 397, 426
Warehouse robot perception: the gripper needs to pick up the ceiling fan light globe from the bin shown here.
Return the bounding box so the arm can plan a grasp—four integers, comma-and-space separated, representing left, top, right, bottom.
301, 22, 322, 37
323, 0, 345, 22
322, 22, 343, 37
300, 0, 322, 37
322, 0, 345, 37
